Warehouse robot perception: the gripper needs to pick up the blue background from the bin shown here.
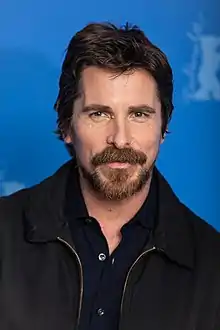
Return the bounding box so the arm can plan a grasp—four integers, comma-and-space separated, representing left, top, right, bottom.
0, 1, 219, 229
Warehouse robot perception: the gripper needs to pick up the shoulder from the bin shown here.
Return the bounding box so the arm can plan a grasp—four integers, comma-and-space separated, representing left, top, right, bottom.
0, 160, 72, 231
0, 188, 29, 216
181, 202, 220, 265
155, 167, 220, 249
0, 189, 31, 252
182, 202, 219, 244
0, 188, 31, 238
155, 167, 220, 268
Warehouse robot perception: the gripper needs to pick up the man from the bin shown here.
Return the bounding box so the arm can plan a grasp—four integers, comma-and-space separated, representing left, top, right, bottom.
0, 22, 219, 330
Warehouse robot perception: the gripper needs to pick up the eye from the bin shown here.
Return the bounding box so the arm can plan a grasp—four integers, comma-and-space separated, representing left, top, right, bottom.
135, 112, 145, 117
91, 111, 103, 117
131, 111, 150, 121
89, 111, 109, 122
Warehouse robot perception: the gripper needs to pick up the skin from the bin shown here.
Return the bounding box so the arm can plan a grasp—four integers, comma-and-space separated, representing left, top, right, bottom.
65, 66, 165, 253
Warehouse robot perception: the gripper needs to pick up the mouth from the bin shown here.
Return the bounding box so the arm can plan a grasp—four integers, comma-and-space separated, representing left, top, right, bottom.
105, 162, 132, 169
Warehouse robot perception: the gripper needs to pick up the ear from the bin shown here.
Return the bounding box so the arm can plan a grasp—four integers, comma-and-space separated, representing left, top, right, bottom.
161, 134, 165, 144
64, 135, 72, 144
160, 128, 167, 144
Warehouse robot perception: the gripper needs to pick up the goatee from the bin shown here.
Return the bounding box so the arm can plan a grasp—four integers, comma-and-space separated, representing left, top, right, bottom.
79, 146, 154, 201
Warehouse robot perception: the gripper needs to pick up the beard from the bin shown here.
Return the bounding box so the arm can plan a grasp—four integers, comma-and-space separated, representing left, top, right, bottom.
78, 146, 155, 201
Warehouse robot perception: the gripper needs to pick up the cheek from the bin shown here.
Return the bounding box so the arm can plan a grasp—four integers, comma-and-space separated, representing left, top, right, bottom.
145, 134, 161, 156
74, 118, 102, 142
144, 139, 161, 167
73, 123, 106, 164
73, 129, 92, 158
135, 122, 162, 149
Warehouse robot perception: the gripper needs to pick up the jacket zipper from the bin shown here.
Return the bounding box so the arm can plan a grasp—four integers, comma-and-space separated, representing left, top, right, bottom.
57, 236, 83, 329
119, 246, 157, 324
57, 237, 156, 329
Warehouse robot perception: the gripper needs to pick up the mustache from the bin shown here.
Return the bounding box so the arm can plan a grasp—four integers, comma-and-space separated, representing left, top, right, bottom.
91, 146, 147, 166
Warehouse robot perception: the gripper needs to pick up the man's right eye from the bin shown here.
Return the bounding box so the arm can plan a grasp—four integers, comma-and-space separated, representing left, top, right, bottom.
89, 111, 104, 117
89, 111, 110, 121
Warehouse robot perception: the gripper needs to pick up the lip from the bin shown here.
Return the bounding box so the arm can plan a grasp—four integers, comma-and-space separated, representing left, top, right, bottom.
106, 162, 131, 169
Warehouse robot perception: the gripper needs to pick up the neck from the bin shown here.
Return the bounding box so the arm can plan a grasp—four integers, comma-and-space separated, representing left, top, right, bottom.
78, 171, 153, 255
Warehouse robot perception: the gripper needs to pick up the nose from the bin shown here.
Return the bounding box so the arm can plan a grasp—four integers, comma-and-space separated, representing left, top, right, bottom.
107, 120, 131, 149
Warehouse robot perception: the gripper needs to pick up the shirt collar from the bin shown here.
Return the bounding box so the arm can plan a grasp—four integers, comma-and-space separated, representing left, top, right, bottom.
128, 174, 157, 230
64, 165, 89, 222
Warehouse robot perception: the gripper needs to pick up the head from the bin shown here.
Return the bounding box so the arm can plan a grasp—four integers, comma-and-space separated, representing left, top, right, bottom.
54, 22, 174, 200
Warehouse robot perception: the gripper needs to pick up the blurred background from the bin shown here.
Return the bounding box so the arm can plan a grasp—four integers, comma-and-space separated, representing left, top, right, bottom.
0, 0, 219, 230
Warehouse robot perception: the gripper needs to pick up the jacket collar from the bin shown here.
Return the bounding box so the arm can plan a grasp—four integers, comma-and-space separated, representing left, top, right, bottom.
24, 160, 73, 244
24, 159, 195, 269
151, 169, 195, 269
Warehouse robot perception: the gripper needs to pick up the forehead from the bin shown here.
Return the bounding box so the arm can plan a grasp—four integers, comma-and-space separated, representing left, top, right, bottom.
79, 67, 160, 109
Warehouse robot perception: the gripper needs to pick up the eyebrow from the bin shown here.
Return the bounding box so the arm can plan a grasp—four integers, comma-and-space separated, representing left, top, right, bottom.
128, 105, 156, 114
82, 104, 111, 113
82, 104, 156, 114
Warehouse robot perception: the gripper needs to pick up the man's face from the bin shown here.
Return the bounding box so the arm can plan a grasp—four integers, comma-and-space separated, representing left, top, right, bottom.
65, 67, 164, 200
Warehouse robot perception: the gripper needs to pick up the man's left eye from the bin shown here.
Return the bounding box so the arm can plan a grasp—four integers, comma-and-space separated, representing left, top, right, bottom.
135, 112, 144, 117
133, 112, 149, 118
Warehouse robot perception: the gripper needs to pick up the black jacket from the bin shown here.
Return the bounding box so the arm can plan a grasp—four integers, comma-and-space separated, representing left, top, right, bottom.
0, 160, 220, 330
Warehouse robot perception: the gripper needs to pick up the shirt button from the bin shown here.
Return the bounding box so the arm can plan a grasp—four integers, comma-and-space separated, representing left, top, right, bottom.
98, 253, 106, 261
97, 308, 105, 316
85, 218, 93, 224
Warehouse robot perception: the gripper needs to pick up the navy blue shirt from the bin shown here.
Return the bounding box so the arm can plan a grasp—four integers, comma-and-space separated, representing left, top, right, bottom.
65, 168, 157, 330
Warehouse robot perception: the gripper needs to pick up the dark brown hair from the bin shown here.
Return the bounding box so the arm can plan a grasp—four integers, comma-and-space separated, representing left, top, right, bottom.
54, 22, 174, 140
